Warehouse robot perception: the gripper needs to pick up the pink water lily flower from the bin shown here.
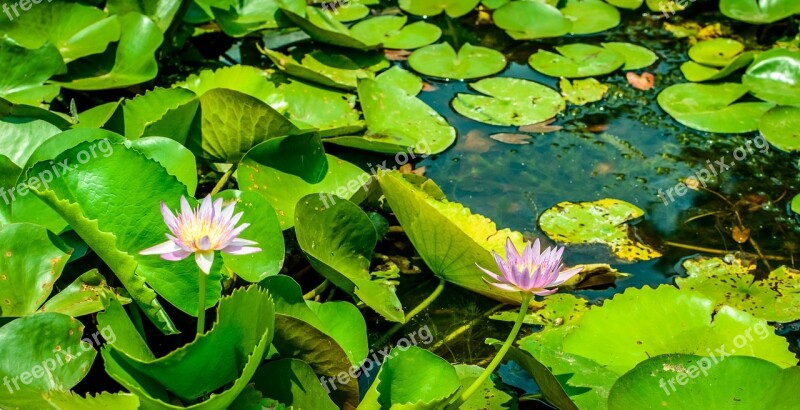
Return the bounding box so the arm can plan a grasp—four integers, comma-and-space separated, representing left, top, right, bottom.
478, 238, 581, 296
140, 195, 261, 274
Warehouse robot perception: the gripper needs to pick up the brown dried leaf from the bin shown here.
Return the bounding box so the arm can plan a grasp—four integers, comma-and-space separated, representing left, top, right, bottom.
626, 72, 655, 91
490, 133, 532, 145
384, 49, 412, 61
518, 118, 562, 133
732, 226, 751, 244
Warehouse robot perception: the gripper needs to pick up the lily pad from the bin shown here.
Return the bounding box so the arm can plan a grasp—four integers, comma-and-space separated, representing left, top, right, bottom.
350, 16, 442, 49
720, 0, 800, 24
600, 42, 658, 70
452, 77, 565, 126
250, 359, 338, 409
40, 269, 128, 317
559, 78, 608, 106
107, 0, 183, 32
608, 354, 800, 409
375, 66, 423, 96
657, 82, 774, 133
688, 38, 745, 67
281, 7, 374, 50
355, 78, 456, 154
529, 44, 625, 78
174, 65, 286, 111
743, 48, 800, 107
454, 364, 519, 409
678, 256, 800, 323
0, 39, 64, 106
263, 47, 389, 90
493, 1, 571, 40
561, 0, 620, 35
121, 87, 199, 143
210, 0, 305, 37
323, 2, 371, 22
408, 43, 507, 80
539, 199, 661, 261
278, 78, 363, 137
758, 105, 800, 152
398, 0, 481, 17
604, 0, 643, 9
294, 194, 404, 322
490, 293, 589, 327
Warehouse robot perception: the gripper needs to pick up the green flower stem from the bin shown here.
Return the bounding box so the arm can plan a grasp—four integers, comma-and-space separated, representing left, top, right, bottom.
197, 268, 207, 335
375, 277, 446, 348
447, 293, 533, 409
210, 164, 238, 196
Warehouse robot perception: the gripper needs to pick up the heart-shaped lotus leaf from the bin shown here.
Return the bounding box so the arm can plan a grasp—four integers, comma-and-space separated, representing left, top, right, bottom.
378, 172, 535, 306
350, 15, 442, 49
375, 66, 423, 96
100, 285, 275, 408
454, 364, 519, 409
759, 105, 800, 151
608, 354, 800, 409
743, 48, 800, 107
453, 77, 565, 126
0, 313, 96, 409
0, 39, 64, 106
0, 1, 121, 63
657, 83, 774, 133
209, 0, 305, 37
354, 78, 456, 154
323, 2, 371, 22
0, 223, 71, 316
263, 47, 389, 90
600, 42, 658, 70
55, 13, 163, 91
127, 136, 198, 194
493, 0, 571, 39
360, 346, 461, 408
277, 77, 364, 137
281, 7, 375, 50
215, 190, 285, 282
604, 0, 643, 9
560, 78, 608, 106
121, 87, 199, 143
561, 0, 620, 35
107, 0, 182, 32
399, 0, 480, 17
238, 134, 368, 229
720, 0, 800, 23
678, 256, 800, 323
0, 118, 61, 167
294, 194, 404, 322
26, 137, 230, 334
408, 43, 507, 80
174, 65, 287, 111
249, 358, 338, 410
490, 293, 589, 327
192, 88, 298, 163
529, 44, 624, 78
260, 275, 365, 408
538, 199, 661, 261
40, 269, 130, 317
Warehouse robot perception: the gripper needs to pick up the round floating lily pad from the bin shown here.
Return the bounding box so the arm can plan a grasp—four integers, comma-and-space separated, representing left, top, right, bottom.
408, 43, 506, 80
375, 66, 423, 96
743, 48, 800, 107
529, 44, 625, 78
323, 2, 370, 22
452, 77, 564, 126
601, 42, 658, 70
680, 53, 754, 82
561, 0, 620, 35
604, 0, 643, 8
559, 77, 608, 106
539, 199, 661, 261
398, 0, 481, 17
493, 1, 571, 40
679, 256, 800, 323
758, 105, 800, 152
688, 38, 745, 67
720, 0, 800, 24
658, 83, 774, 133
350, 16, 441, 49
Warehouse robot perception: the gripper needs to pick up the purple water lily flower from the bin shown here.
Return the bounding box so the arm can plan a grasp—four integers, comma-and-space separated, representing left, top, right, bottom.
140, 195, 261, 274
478, 238, 581, 296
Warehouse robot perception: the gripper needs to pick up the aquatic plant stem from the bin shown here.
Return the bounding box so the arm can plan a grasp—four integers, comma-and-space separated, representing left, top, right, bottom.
663, 241, 789, 261
210, 164, 238, 196
430, 302, 506, 353
447, 293, 532, 409
197, 269, 206, 335
375, 277, 446, 347
304, 279, 330, 300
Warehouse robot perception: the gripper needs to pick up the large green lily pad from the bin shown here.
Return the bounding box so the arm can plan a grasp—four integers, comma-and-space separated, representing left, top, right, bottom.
398, 0, 480, 17
281, 7, 374, 50
263, 48, 388, 90
350, 15, 442, 49
278, 77, 363, 137
174, 65, 286, 111
561, 0, 620, 35
210, 0, 305, 37
529, 44, 625, 78
408, 43, 507, 80
658, 82, 775, 133
121, 87, 199, 143
720, 0, 800, 24
538, 199, 661, 261
681, 39, 754, 82
758, 105, 800, 152
743, 48, 800, 107
452, 77, 565, 126
678, 256, 800, 323
493, 1, 571, 40
0, 39, 64, 106
601, 42, 658, 70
